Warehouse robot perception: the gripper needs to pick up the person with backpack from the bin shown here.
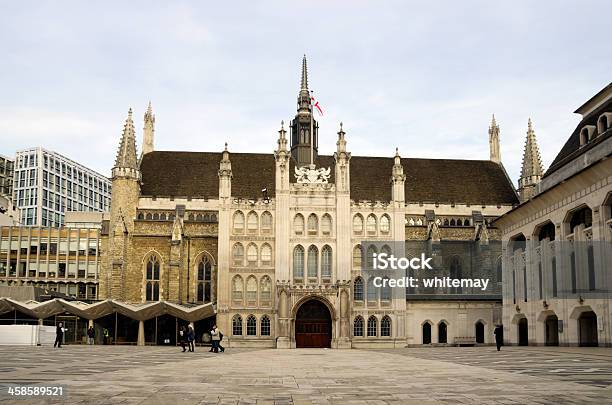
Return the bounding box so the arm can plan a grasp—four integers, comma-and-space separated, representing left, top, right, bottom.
87, 326, 95, 345
210, 324, 224, 353
187, 323, 195, 352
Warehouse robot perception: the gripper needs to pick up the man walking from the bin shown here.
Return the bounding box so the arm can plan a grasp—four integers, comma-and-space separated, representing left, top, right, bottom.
54, 322, 65, 348
494, 324, 503, 351
87, 326, 95, 345
187, 323, 195, 352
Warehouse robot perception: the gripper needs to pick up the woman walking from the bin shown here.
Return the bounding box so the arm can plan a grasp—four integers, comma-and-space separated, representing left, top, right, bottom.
179, 325, 187, 352
187, 323, 195, 352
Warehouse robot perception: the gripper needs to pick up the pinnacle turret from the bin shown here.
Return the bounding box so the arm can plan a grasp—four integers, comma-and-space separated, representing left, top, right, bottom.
114, 108, 138, 170
300, 55, 308, 91
518, 118, 544, 201
489, 114, 501, 163
142, 102, 155, 157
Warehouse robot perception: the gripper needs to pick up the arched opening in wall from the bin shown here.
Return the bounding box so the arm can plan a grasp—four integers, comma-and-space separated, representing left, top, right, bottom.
518, 317, 528, 346
536, 221, 555, 241
544, 314, 559, 346
578, 311, 598, 347
475, 321, 485, 344
438, 322, 447, 344
598, 114, 609, 133
422, 322, 432, 344
295, 299, 332, 348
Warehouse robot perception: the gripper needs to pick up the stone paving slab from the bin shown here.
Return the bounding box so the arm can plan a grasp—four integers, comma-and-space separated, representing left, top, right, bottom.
0, 346, 610, 404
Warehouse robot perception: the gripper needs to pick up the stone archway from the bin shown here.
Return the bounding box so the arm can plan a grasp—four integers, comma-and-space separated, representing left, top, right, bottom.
294, 299, 332, 348
578, 311, 598, 347
544, 314, 559, 346
518, 317, 528, 346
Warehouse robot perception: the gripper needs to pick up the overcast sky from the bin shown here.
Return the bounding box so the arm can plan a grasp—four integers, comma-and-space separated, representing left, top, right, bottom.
0, 1, 609, 186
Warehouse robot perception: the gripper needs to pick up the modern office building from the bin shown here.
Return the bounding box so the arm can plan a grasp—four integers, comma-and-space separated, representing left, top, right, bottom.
12, 147, 112, 227
0, 154, 14, 198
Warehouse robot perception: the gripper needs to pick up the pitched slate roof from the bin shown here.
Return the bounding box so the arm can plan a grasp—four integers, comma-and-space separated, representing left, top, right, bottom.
140, 151, 519, 205
544, 96, 612, 177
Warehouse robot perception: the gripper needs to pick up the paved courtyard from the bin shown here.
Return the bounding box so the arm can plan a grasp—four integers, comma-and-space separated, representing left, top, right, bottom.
0, 345, 611, 404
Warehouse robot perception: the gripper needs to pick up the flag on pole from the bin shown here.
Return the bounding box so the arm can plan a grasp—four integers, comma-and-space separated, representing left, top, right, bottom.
311, 94, 324, 116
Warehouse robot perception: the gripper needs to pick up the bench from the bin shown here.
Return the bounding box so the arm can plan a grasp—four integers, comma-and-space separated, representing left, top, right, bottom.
454, 337, 476, 346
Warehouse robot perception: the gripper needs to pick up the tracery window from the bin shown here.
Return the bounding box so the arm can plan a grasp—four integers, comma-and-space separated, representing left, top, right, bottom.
145, 255, 160, 301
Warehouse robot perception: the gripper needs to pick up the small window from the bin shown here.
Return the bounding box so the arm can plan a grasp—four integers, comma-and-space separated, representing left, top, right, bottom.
233, 211, 245, 233
293, 245, 304, 279
307, 214, 318, 235
294, 214, 305, 235
321, 214, 332, 235
366, 214, 377, 235
321, 245, 332, 278
354, 277, 364, 301
260, 276, 272, 301
261, 211, 273, 233
247, 211, 258, 234
353, 214, 364, 235
260, 244, 272, 265
232, 276, 243, 301
352, 245, 362, 268
380, 215, 390, 234
247, 244, 258, 265
307, 245, 318, 278
246, 276, 257, 302
232, 243, 244, 267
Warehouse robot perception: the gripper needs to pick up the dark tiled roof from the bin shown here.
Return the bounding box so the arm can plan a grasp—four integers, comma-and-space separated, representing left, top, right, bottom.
545, 97, 612, 177
140, 151, 518, 205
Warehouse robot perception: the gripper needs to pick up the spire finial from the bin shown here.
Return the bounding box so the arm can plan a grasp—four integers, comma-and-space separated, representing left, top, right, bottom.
300, 55, 308, 90
528, 117, 533, 131
281, 120, 284, 129
491, 113, 497, 127
224, 142, 228, 152
395, 147, 399, 157
146, 101, 152, 114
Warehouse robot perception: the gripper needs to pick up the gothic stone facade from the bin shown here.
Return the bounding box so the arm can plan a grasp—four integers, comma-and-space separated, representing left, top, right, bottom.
99, 60, 519, 348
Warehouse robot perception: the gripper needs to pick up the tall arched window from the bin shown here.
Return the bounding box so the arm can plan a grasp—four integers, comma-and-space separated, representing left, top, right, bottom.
438, 321, 447, 343
232, 315, 243, 336
352, 245, 362, 268
587, 244, 595, 291
366, 245, 377, 269
353, 214, 364, 235
380, 215, 390, 234
354, 277, 364, 301
366, 214, 377, 235
321, 245, 332, 278
321, 214, 332, 235
232, 276, 243, 301
246, 276, 257, 303
247, 211, 258, 234
307, 214, 318, 235
293, 245, 304, 279
260, 315, 271, 336
261, 211, 272, 234
381, 277, 391, 301
260, 243, 272, 265
197, 255, 212, 303
247, 243, 258, 266
233, 211, 245, 233
260, 276, 272, 301
294, 214, 304, 235
450, 257, 462, 294
246, 315, 257, 335
367, 276, 378, 302
354, 316, 364, 337
367, 316, 377, 337
381, 316, 391, 337
145, 255, 160, 301
232, 243, 244, 266
307, 245, 318, 278
551, 257, 557, 297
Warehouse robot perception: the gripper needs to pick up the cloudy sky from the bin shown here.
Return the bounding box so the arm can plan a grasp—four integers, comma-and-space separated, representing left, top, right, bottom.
0, 1, 609, 185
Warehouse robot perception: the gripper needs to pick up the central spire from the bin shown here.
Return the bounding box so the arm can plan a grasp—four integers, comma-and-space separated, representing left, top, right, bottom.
291, 55, 318, 168
300, 55, 308, 91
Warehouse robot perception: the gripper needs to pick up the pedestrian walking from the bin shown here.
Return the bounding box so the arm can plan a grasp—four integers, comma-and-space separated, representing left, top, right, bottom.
179, 325, 187, 352
210, 324, 224, 353
103, 328, 110, 345
187, 323, 195, 352
54, 322, 65, 348
87, 326, 95, 345
494, 324, 503, 351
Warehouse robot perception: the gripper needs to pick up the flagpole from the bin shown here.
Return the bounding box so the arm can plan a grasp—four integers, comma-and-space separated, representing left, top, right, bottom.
310, 90, 314, 167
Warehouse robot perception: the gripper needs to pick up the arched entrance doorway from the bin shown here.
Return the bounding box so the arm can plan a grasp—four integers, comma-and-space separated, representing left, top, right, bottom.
545, 314, 559, 346
518, 317, 528, 346
475, 321, 485, 344
578, 311, 598, 347
438, 322, 448, 343
422, 322, 432, 344
295, 299, 332, 348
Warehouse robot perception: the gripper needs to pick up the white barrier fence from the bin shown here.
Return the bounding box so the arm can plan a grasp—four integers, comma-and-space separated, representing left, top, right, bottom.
0, 325, 56, 346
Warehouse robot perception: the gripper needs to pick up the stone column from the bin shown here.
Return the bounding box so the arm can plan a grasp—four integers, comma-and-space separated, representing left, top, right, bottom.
137, 320, 145, 346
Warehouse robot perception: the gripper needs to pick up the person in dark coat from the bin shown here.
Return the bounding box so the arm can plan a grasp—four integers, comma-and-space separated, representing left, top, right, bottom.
187, 323, 195, 352
494, 324, 503, 351
87, 326, 95, 345
54, 322, 64, 348
179, 326, 187, 352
